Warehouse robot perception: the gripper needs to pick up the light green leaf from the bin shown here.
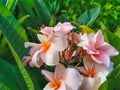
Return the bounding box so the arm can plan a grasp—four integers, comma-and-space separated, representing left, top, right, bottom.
98, 79, 115, 90
0, 0, 18, 12
77, 6, 101, 26
0, 82, 10, 90
18, 15, 30, 24
114, 25, 120, 38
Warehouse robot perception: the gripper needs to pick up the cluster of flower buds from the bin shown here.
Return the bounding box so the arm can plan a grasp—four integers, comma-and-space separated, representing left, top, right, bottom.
23, 22, 119, 90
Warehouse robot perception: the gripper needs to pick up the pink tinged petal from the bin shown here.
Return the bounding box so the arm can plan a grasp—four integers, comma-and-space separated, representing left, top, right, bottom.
98, 43, 119, 56
54, 22, 74, 35
43, 82, 55, 90
80, 77, 101, 90
53, 32, 68, 51
77, 33, 89, 48
55, 64, 66, 79
95, 63, 109, 76
62, 68, 83, 90
40, 43, 59, 66
54, 22, 62, 32
94, 30, 104, 48
31, 50, 43, 67
40, 27, 54, 35
71, 32, 80, 43
75, 67, 86, 75
83, 56, 95, 70
22, 56, 30, 66
24, 42, 38, 48
37, 34, 48, 42
30, 46, 38, 55
91, 52, 110, 67
42, 70, 54, 82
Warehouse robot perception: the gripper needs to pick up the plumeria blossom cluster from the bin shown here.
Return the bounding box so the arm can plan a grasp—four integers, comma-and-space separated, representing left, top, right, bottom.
23, 22, 119, 90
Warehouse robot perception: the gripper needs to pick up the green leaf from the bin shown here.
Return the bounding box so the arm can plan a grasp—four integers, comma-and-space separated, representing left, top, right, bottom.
0, 82, 10, 90
77, 6, 101, 26
107, 64, 120, 79
34, 0, 51, 25
0, 58, 27, 90
99, 64, 120, 90
0, 4, 34, 90
6, 0, 18, 12
18, 0, 41, 27
114, 25, 120, 38
98, 79, 115, 90
0, 0, 18, 12
18, 15, 30, 24
100, 21, 109, 42
6, 41, 35, 90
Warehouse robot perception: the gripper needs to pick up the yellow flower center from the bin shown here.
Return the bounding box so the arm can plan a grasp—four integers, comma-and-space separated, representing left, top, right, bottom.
39, 41, 50, 53
49, 78, 62, 90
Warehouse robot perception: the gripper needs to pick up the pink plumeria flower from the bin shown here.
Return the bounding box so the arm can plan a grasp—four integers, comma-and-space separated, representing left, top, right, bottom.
54, 22, 75, 35
40, 22, 75, 36
24, 32, 68, 67
40, 27, 54, 36
77, 30, 119, 67
42, 64, 83, 90
22, 46, 43, 67
76, 56, 113, 90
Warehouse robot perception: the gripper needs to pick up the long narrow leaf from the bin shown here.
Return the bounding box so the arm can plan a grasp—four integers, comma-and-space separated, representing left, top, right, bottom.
0, 3, 34, 90
0, 58, 27, 90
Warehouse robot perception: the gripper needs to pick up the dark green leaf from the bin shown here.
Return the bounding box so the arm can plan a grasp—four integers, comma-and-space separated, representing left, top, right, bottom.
34, 0, 51, 25
0, 58, 27, 90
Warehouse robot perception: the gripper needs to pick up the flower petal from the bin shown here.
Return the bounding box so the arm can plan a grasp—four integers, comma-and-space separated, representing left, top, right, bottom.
24, 42, 38, 48
43, 82, 55, 90
55, 64, 66, 79
40, 27, 54, 35
94, 30, 104, 48
62, 68, 83, 90
37, 34, 48, 42
58, 80, 66, 90
53, 32, 68, 51
80, 77, 101, 90
42, 70, 54, 82
54, 22, 74, 35
91, 52, 110, 67
40, 43, 59, 66
31, 50, 43, 67
30, 46, 38, 55
96, 72, 106, 84
98, 42, 119, 56
43, 80, 66, 90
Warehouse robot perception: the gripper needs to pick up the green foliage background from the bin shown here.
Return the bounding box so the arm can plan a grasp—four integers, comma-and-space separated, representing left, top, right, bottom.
0, 0, 120, 90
